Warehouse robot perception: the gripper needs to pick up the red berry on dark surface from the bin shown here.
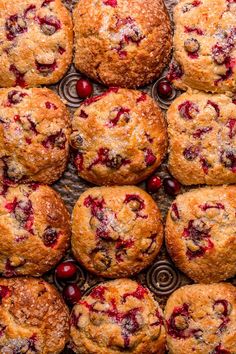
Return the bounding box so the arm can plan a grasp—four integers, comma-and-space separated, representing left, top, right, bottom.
163, 177, 181, 196
63, 284, 81, 306
157, 81, 173, 98
146, 175, 162, 193
55, 261, 77, 280
76, 79, 93, 99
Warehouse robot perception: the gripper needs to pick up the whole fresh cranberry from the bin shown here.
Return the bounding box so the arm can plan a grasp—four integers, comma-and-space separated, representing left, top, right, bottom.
55, 261, 77, 280
157, 80, 173, 98
76, 79, 93, 99
163, 177, 181, 196
146, 175, 162, 193
63, 284, 81, 306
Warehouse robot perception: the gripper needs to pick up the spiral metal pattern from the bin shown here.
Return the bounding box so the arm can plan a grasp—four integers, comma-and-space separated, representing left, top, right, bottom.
53, 259, 87, 291
146, 260, 181, 296
58, 73, 84, 108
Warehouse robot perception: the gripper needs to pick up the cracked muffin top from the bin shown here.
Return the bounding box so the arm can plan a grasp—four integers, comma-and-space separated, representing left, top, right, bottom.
167, 91, 236, 185
165, 186, 236, 283
0, 87, 71, 185
70, 279, 166, 354
70, 88, 167, 186
72, 186, 163, 278
0, 277, 69, 353
73, 0, 172, 88
165, 283, 236, 354
0, 183, 70, 277
0, 0, 73, 88
168, 0, 236, 93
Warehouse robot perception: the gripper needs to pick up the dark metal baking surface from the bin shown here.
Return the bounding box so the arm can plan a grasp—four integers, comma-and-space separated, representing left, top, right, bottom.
40, 0, 236, 352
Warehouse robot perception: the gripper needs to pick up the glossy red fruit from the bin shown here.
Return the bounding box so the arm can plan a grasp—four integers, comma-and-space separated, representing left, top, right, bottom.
76, 78, 93, 99
163, 177, 181, 196
55, 261, 77, 280
157, 80, 172, 98
146, 175, 162, 193
63, 284, 81, 306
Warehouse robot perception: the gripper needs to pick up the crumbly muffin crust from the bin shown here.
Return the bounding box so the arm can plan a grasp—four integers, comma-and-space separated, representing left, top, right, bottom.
167, 91, 236, 185
73, 0, 172, 88
0, 87, 71, 185
70, 88, 167, 185
0, 184, 70, 276
0, 277, 69, 354
70, 279, 166, 354
169, 0, 236, 93
0, 0, 73, 87
165, 186, 236, 283
72, 186, 163, 278
165, 283, 236, 354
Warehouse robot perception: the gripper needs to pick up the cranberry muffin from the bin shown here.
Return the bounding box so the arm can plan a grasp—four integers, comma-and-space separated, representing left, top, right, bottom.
0, 87, 70, 184
70, 88, 167, 185
166, 186, 236, 283
168, 0, 236, 93
0, 277, 69, 353
70, 279, 166, 354
72, 186, 163, 278
73, 0, 172, 88
0, 184, 70, 277
165, 283, 236, 354
0, 0, 73, 88
167, 92, 236, 185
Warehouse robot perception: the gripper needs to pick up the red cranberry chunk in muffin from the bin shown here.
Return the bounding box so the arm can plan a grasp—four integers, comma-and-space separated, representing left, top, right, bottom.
165, 186, 236, 283
167, 92, 236, 185
0, 0, 73, 87
70, 279, 166, 354
0, 277, 69, 353
165, 283, 236, 354
170, 0, 236, 93
73, 0, 172, 88
0, 184, 70, 277
72, 186, 163, 278
70, 88, 167, 185
0, 87, 70, 184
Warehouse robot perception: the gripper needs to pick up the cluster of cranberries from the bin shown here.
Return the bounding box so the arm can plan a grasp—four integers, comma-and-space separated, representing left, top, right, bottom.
55, 261, 82, 306
146, 175, 181, 196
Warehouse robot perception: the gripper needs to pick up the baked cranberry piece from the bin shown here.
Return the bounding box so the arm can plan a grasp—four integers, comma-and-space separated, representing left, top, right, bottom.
184, 26, 204, 36
7, 90, 27, 105
107, 107, 130, 127
76, 78, 93, 99
84, 87, 119, 106
88, 148, 130, 170
63, 284, 81, 306
183, 219, 213, 259
178, 101, 199, 120
183, 146, 200, 160
70, 132, 83, 149
123, 284, 148, 302
124, 194, 144, 211
24, 4, 36, 19
200, 156, 211, 174
220, 150, 236, 172
42, 226, 59, 247
226, 118, 236, 138
211, 344, 231, 354
14, 199, 34, 233
115, 239, 134, 262
0, 286, 10, 303
207, 100, 220, 119
136, 92, 147, 103
35, 60, 57, 74
84, 195, 106, 220
38, 15, 61, 35
121, 308, 142, 348
144, 148, 156, 166
42, 0, 54, 6
9, 65, 26, 87
103, 0, 117, 6
167, 61, 183, 82
200, 202, 225, 211
79, 110, 88, 118
182, 0, 202, 12
167, 303, 191, 339
74, 152, 84, 172
192, 127, 212, 139
90, 285, 107, 302
42, 130, 66, 149
45, 101, 57, 110
5, 14, 27, 41
184, 38, 200, 58
214, 300, 231, 332
170, 202, 180, 221
92, 248, 112, 271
